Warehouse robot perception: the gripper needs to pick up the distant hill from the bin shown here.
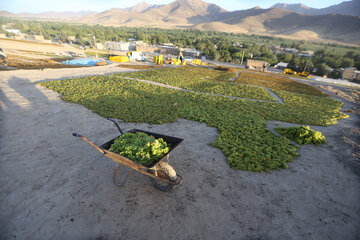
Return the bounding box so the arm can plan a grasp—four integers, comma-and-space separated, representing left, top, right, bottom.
81, 0, 227, 26
1, 0, 360, 45
80, 1, 360, 44
0, 10, 96, 19
123, 1, 163, 13
0, 11, 16, 17
272, 0, 360, 16
271, 3, 315, 14
192, 7, 360, 44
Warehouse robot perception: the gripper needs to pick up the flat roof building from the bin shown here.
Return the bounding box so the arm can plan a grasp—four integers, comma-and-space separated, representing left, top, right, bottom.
274, 62, 289, 70
342, 68, 360, 81
246, 59, 268, 70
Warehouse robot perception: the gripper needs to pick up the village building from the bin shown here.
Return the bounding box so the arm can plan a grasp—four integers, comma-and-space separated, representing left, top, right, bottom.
135, 44, 159, 53
246, 59, 268, 70
104, 41, 150, 52
299, 50, 314, 57
157, 45, 180, 55
284, 48, 299, 54
162, 43, 175, 47
341, 68, 360, 81
274, 62, 289, 70
181, 48, 202, 58
271, 46, 283, 53
5, 29, 21, 35
133, 41, 146, 46
105, 41, 135, 51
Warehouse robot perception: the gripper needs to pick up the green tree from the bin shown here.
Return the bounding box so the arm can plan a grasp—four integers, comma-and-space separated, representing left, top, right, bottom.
213, 51, 221, 61
329, 69, 342, 79
232, 51, 243, 60
316, 63, 331, 76
220, 50, 231, 62
340, 57, 354, 68
353, 55, 360, 69
277, 53, 292, 62
288, 55, 301, 70
345, 51, 355, 58
302, 59, 314, 71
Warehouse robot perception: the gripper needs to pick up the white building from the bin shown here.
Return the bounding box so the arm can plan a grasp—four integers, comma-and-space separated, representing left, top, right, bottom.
284, 48, 299, 54
275, 62, 289, 70
299, 51, 314, 57
104, 41, 136, 51
5, 29, 21, 35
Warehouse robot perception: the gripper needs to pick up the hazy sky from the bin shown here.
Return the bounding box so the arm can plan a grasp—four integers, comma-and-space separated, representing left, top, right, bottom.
0, 0, 346, 13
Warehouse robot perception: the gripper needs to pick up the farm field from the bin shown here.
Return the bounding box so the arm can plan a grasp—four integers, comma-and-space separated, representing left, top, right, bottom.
39, 66, 347, 172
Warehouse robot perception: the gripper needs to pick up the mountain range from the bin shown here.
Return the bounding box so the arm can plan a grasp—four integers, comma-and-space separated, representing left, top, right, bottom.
272, 0, 360, 16
0, 10, 95, 20
1, 0, 360, 45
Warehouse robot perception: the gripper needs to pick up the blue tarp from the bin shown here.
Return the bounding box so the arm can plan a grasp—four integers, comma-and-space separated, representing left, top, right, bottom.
61, 58, 110, 66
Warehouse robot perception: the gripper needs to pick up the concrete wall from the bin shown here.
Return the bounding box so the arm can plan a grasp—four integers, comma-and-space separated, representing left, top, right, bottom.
136, 45, 159, 53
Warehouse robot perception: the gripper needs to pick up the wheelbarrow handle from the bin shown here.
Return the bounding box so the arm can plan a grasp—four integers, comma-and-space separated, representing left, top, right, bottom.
107, 118, 124, 135
72, 132, 106, 154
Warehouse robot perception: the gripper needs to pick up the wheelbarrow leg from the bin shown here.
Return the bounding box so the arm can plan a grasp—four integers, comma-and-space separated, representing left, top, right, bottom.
113, 164, 132, 187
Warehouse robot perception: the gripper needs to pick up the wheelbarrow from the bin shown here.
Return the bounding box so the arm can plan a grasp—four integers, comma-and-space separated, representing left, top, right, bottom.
72, 118, 183, 191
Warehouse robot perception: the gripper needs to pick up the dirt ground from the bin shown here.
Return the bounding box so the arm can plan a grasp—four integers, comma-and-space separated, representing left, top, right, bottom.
2, 54, 91, 71
0, 38, 83, 58
0, 38, 125, 71
0, 66, 359, 239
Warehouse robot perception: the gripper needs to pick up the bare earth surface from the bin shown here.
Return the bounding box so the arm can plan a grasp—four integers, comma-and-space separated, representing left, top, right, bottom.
0, 38, 83, 56
0, 67, 359, 239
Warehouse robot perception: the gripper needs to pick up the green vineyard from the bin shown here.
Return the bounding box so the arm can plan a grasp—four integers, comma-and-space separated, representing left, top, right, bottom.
38, 66, 348, 172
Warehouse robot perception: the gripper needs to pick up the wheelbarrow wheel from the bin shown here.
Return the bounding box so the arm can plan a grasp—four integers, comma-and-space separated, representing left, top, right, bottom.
151, 177, 176, 192
150, 174, 182, 192
148, 163, 181, 192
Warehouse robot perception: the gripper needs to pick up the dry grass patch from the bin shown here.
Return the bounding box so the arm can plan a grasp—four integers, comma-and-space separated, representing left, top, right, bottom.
117, 64, 161, 70
215, 66, 238, 73
236, 72, 328, 97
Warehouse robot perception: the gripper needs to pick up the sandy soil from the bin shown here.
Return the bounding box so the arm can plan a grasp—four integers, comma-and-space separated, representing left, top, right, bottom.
0, 38, 123, 58
0, 39, 81, 58
0, 67, 359, 239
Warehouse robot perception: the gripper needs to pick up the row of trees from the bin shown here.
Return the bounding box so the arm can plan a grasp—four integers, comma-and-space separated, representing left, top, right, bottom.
1, 18, 360, 77
285, 50, 360, 78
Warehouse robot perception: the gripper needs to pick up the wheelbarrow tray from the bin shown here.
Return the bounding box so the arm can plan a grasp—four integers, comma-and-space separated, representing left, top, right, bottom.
100, 129, 183, 169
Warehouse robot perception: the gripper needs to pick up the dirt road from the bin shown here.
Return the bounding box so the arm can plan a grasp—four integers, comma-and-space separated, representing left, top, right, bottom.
0, 67, 359, 239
